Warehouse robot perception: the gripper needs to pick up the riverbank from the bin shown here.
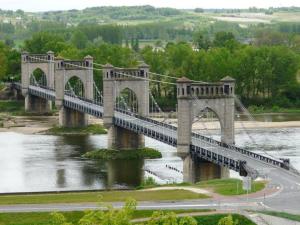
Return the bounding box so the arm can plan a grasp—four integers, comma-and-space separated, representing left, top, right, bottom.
1, 115, 300, 135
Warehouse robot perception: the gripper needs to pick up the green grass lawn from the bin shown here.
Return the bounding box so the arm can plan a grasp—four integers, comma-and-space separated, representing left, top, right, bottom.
194, 214, 256, 225
46, 124, 107, 135
196, 178, 266, 196
257, 210, 300, 222
0, 100, 24, 113
0, 209, 215, 225
0, 190, 209, 205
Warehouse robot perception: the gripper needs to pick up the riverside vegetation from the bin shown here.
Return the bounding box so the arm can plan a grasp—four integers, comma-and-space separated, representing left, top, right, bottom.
46, 124, 107, 135
83, 147, 162, 160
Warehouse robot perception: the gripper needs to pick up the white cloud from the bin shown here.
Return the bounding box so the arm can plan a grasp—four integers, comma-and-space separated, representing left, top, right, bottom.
0, 0, 299, 11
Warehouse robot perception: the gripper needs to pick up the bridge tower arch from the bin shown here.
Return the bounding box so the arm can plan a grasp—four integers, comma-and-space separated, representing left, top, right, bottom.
102, 63, 150, 149
177, 76, 235, 183
21, 51, 55, 113
55, 56, 93, 127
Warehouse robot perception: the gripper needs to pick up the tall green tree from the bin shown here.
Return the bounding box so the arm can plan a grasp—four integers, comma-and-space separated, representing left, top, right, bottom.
71, 30, 88, 49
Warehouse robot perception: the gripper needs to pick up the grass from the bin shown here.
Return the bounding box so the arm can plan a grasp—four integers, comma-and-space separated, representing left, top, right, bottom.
0, 209, 215, 225
248, 105, 300, 114
0, 190, 209, 205
194, 214, 256, 225
84, 147, 162, 160
0, 100, 24, 113
46, 124, 107, 135
257, 210, 300, 222
196, 178, 266, 196
0, 100, 55, 116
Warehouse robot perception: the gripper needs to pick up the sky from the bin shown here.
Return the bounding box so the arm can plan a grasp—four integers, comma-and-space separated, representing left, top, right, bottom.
0, 0, 300, 12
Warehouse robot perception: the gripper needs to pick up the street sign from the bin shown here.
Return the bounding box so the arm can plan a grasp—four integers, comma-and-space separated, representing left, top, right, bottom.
243, 176, 252, 191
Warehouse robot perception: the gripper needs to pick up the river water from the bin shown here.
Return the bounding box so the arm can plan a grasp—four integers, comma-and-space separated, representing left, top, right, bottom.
0, 114, 299, 193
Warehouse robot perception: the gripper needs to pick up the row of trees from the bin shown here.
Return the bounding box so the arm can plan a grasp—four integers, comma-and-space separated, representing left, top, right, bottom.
142, 38, 300, 107
0, 28, 299, 108
50, 198, 237, 225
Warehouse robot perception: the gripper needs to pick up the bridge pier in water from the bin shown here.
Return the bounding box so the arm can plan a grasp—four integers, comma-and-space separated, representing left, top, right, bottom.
103, 63, 150, 150
182, 154, 229, 183
58, 107, 88, 128
107, 126, 144, 149
177, 76, 235, 183
25, 94, 52, 113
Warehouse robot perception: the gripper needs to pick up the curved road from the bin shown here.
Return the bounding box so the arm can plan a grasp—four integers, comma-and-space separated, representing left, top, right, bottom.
0, 166, 299, 214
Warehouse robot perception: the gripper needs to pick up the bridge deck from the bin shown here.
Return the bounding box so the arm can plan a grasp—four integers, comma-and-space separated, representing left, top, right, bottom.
13, 83, 295, 177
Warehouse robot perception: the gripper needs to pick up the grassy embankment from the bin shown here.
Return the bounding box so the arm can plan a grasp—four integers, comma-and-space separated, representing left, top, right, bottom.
0, 100, 55, 116
83, 147, 162, 160
194, 214, 256, 225
46, 124, 107, 135
140, 178, 266, 196
0, 211, 256, 225
196, 178, 266, 196
0, 190, 209, 205
0, 100, 24, 115
248, 105, 300, 114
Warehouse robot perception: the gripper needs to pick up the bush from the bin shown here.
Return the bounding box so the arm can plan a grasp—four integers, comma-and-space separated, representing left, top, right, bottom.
47, 124, 107, 135
83, 147, 162, 160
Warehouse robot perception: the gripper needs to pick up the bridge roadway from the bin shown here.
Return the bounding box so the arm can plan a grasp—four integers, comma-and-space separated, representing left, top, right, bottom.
8, 83, 300, 212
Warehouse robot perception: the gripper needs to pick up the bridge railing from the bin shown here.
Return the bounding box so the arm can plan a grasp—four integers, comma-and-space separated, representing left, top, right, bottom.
114, 106, 289, 170
26, 54, 49, 63
64, 91, 103, 106
191, 132, 285, 169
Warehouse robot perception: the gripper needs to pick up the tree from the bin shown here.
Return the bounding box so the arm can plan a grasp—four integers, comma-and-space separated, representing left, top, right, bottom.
0, 42, 8, 81
49, 198, 200, 225
194, 8, 204, 13
193, 31, 210, 50
24, 32, 67, 53
213, 32, 236, 47
218, 215, 237, 225
146, 211, 197, 225
71, 30, 88, 49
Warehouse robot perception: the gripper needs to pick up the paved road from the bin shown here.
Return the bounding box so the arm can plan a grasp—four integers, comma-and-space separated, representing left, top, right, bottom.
0, 167, 299, 214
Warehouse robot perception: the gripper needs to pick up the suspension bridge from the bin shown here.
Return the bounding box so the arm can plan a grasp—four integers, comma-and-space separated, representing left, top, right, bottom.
11, 51, 300, 184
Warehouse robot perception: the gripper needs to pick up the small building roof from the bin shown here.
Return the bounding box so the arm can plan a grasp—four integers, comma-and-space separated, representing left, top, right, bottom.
221, 76, 235, 82
138, 62, 150, 68
55, 55, 64, 60
47, 50, 54, 54
84, 55, 93, 59
103, 63, 114, 68
177, 76, 192, 83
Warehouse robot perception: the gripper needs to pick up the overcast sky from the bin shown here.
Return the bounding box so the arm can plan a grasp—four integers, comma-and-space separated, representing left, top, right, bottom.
1, 0, 300, 12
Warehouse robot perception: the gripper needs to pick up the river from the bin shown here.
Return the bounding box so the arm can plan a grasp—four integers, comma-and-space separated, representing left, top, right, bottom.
0, 114, 299, 193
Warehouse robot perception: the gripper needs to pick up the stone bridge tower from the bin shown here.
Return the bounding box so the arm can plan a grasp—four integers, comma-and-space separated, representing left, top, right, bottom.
21, 51, 55, 113
102, 63, 150, 149
177, 76, 235, 183
55, 56, 93, 127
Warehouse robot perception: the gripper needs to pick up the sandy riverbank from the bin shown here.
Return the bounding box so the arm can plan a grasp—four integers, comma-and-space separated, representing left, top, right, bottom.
0, 115, 299, 134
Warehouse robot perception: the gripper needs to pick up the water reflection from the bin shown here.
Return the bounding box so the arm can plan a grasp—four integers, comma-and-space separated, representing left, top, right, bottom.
107, 160, 144, 188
